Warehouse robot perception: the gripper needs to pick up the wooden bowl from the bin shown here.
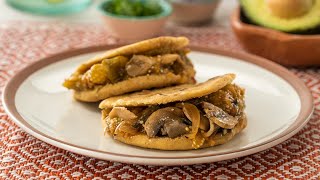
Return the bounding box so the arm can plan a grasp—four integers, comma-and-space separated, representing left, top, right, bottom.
231, 7, 320, 67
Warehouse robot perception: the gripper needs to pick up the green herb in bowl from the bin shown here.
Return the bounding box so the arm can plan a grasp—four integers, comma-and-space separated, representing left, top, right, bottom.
98, 0, 171, 40
103, 0, 163, 17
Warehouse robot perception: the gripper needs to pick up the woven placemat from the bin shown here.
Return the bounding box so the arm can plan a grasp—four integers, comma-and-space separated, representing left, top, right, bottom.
0, 22, 319, 179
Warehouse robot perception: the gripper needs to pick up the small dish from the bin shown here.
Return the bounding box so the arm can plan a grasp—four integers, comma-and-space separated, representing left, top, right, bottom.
6, 0, 92, 15
170, 0, 221, 26
98, 0, 172, 41
231, 7, 320, 66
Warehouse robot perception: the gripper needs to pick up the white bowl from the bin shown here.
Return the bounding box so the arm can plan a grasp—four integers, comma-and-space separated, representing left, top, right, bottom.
99, 0, 172, 41
170, 0, 221, 25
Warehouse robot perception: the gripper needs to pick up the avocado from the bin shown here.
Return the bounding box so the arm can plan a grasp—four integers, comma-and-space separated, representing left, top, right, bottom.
240, 0, 320, 33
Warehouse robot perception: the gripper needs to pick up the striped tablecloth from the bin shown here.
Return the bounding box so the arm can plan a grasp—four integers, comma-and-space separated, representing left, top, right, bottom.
0, 22, 319, 179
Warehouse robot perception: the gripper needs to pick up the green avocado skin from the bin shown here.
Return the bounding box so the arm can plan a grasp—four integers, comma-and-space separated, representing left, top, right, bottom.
240, 0, 320, 34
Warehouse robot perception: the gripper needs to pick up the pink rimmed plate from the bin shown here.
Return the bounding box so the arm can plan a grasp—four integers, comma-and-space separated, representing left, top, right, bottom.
2, 45, 313, 166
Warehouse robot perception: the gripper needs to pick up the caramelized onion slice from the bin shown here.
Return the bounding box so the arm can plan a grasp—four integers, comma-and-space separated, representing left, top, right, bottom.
202, 102, 238, 129
202, 119, 220, 138
160, 54, 180, 64
182, 103, 200, 139
101, 108, 112, 119
104, 116, 121, 135
114, 121, 138, 135
199, 115, 210, 131
109, 107, 137, 122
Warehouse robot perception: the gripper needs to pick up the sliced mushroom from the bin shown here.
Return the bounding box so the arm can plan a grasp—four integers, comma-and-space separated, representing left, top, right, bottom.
202, 102, 239, 129
182, 103, 200, 139
162, 119, 188, 138
144, 107, 187, 138
109, 107, 137, 122
125, 55, 155, 77
132, 106, 159, 130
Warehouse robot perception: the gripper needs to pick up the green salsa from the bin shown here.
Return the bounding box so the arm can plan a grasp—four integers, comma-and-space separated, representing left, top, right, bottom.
103, 0, 163, 17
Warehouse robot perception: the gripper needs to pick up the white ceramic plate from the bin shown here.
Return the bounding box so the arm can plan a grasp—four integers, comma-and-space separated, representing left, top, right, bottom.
3, 46, 313, 166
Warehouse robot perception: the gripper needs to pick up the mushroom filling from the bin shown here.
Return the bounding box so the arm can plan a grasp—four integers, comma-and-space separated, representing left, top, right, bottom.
63, 53, 190, 91
103, 84, 245, 139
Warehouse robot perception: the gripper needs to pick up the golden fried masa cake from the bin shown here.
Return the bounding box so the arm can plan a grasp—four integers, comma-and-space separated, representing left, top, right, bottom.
63, 36, 195, 102
100, 74, 247, 150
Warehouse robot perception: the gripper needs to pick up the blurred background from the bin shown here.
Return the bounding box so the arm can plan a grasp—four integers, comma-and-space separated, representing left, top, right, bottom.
0, 0, 235, 27
0, 0, 319, 66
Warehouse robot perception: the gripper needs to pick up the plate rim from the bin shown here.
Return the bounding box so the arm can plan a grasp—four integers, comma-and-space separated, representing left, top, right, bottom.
2, 45, 314, 165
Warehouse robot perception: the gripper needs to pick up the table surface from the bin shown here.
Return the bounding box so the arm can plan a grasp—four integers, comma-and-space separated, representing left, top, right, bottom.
0, 1, 319, 179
